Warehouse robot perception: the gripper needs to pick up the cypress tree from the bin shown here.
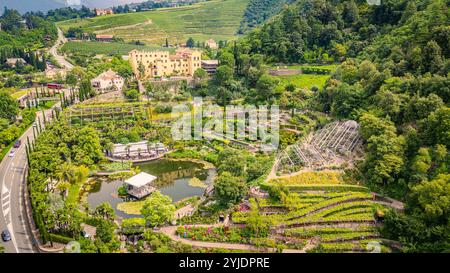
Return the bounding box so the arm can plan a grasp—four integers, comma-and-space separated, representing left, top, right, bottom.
37, 117, 42, 133
42, 110, 46, 124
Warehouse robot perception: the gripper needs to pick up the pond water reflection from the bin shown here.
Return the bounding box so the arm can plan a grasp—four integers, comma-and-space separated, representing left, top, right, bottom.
86, 159, 215, 219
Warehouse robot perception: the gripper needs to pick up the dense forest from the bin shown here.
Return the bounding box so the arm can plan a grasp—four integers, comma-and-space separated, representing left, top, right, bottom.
0, 8, 56, 79
0, 8, 57, 52
26, 6, 95, 22
238, 0, 295, 33
216, 0, 449, 252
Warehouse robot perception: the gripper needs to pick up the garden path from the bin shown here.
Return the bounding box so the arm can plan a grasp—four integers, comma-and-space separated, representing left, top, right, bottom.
159, 225, 263, 251
159, 224, 317, 253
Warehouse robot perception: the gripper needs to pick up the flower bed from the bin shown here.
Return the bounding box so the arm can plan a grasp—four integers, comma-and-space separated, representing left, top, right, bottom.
271, 171, 344, 185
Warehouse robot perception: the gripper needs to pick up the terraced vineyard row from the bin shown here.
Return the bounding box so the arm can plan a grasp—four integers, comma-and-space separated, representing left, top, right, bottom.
232, 188, 392, 252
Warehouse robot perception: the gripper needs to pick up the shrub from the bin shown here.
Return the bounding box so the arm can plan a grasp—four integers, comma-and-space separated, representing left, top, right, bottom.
118, 185, 128, 196
122, 218, 146, 235
49, 233, 75, 244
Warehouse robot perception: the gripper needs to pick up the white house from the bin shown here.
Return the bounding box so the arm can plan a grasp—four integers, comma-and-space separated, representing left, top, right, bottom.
91, 69, 124, 93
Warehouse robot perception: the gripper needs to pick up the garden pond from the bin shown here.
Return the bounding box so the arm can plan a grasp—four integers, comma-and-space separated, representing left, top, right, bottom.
86, 159, 216, 219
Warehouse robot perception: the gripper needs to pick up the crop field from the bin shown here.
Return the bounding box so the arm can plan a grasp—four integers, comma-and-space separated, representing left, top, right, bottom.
60, 41, 172, 56
57, 0, 249, 46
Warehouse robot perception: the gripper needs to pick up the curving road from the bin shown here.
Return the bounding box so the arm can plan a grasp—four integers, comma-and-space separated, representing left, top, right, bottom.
0, 108, 56, 253
0, 91, 73, 253
1, 26, 76, 253
49, 28, 74, 70
1, 25, 79, 252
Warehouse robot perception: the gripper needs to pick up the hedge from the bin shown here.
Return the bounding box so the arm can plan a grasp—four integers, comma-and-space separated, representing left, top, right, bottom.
48, 233, 75, 244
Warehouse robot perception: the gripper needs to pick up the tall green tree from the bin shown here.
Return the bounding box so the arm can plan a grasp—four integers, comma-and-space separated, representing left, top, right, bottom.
0, 91, 19, 122
214, 172, 248, 207
141, 191, 175, 227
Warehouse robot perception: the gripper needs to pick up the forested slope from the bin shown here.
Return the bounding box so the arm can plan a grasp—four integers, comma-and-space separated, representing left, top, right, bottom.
238, 0, 295, 33
228, 0, 449, 252
0, 9, 57, 51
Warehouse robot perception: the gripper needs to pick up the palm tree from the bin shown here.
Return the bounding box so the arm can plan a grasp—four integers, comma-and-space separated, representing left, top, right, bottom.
105, 141, 114, 157
126, 144, 131, 157
56, 162, 75, 184
94, 203, 115, 221
147, 141, 152, 154
55, 162, 75, 197
56, 181, 71, 197
74, 165, 89, 185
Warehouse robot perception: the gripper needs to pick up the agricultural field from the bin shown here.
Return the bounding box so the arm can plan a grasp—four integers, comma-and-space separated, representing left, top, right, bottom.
60, 41, 172, 56
57, 0, 249, 46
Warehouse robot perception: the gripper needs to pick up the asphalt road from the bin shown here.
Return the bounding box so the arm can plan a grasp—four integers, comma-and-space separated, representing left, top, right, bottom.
0, 103, 64, 253
49, 28, 74, 70
1, 26, 75, 252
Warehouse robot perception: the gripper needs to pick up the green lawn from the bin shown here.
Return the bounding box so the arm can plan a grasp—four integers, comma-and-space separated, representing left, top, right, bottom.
11, 89, 30, 99
57, 0, 249, 46
278, 74, 331, 90
66, 181, 82, 205
271, 64, 340, 72
61, 41, 172, 56
117, 200, 145, 215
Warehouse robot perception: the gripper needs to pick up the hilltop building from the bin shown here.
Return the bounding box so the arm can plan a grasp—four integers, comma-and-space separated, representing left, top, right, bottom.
205, 39, 218, 50
129, 48, 202, 78
91, 69, 124, 93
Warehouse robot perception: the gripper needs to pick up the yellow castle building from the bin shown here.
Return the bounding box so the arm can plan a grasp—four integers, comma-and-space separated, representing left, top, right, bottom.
129, 48, 202, 78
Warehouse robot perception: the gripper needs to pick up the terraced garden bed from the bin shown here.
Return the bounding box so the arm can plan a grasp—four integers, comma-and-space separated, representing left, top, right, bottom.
228, 184, 389, 253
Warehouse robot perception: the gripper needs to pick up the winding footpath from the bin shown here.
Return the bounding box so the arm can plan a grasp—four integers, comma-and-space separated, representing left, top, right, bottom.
158, 224, 316, 253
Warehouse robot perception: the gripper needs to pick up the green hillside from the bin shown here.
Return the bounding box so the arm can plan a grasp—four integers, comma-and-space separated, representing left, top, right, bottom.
223, 0, 449, 253
57, 0, 250, 46
60, 41, 172, 56
238, 0, 295, 33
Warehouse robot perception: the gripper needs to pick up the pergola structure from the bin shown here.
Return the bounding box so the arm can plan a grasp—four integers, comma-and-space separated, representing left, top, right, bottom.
110, 141, 167, 159
124, 172, 158, 199
277, 120, 362, 173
